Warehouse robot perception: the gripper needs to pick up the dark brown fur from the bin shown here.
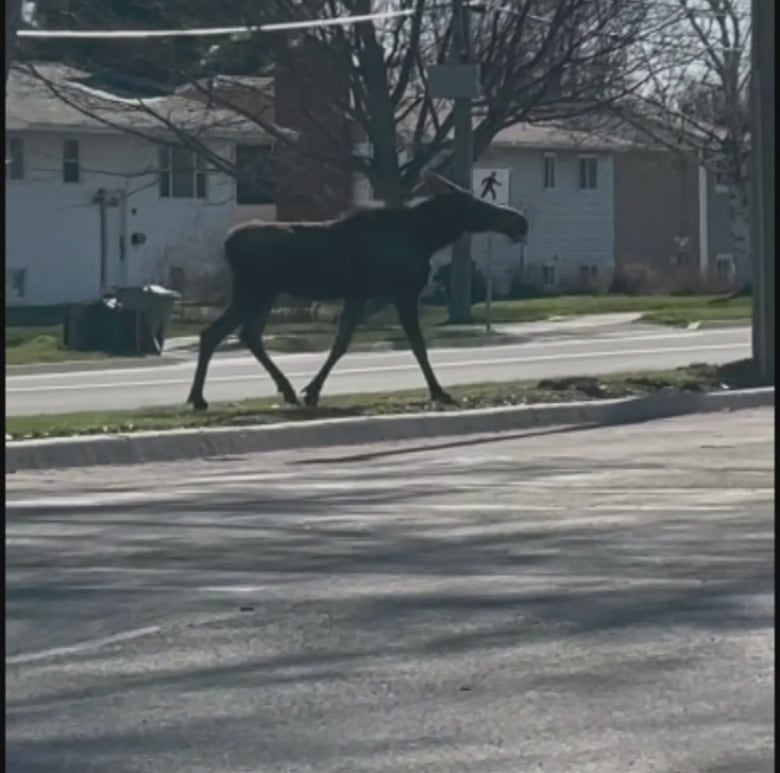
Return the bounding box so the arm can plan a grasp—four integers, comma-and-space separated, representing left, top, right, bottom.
187, 173, 528, 409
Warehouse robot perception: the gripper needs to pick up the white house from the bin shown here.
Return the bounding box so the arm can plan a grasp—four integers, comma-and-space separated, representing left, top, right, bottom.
468, 123, 627, 294
8, 63, 729, 308
353, 123, 630, 297
5, 65, 278, 307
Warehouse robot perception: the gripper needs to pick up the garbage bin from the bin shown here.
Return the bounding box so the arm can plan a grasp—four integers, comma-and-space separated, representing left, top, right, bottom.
64, 285, 181, 355
113, 284, 182, 354
64, 297, 137, 353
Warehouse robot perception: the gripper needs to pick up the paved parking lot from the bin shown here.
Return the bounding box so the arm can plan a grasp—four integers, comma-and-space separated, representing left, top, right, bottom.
6, 409, 775, 773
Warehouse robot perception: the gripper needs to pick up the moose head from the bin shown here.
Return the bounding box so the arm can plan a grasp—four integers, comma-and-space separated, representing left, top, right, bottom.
424, 172, 529, 243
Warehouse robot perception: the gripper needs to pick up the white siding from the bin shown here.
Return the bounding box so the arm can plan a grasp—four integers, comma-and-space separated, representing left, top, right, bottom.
5, 130, 253, 305
430, 147, 615, 296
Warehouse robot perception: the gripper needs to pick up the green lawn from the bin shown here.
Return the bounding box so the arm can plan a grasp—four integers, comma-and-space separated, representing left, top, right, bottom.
638, 301, 752, 327
470, 294, 751, 323
5, 326, 111, 366
5, 360, 761, 441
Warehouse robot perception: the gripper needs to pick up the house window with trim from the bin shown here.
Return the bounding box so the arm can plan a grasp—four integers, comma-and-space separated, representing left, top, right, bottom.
63, 139, 80, 183
235, 144, 275, 204
578, 155, 598, 190
6, 268, 27, 301
6, 137, 24, 180
543, 153, 556, 189
542, 261, 558, 287
715, 253, 735, 279
715, 170, 729, 193
159, 146, 207, 199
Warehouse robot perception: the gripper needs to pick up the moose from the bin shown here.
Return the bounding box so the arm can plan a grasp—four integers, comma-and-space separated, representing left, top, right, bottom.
186, 172, 528, 411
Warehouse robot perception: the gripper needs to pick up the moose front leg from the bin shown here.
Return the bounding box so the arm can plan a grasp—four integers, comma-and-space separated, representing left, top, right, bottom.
240, 304, 299, 405
394, 297, 456, 405
302, 298, 366, 407
187, 303, 245, 411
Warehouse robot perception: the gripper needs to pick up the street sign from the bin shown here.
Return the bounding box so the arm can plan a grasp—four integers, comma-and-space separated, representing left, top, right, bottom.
472, 168, 510, 332
426, 63, 482, 99
472, 168, 510, 206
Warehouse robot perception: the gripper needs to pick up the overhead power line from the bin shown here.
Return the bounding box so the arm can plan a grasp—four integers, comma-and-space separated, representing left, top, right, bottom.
15, 8, 416, 39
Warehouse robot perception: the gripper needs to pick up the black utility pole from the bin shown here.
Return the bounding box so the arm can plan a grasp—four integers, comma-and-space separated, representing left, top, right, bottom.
749, 0, 774, 382
447, 0, 474, 324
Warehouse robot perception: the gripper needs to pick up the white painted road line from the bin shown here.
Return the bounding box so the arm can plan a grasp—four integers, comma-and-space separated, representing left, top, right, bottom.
5, 328, 749, 383
6, 625, 163, 665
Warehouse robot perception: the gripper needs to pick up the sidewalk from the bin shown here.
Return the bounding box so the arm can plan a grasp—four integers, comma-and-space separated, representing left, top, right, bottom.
163, 312, 646, 353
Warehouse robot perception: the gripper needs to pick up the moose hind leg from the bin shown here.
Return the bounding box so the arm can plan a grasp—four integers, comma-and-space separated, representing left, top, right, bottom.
302, 298, 365, 407
187, 304, 245, 410
394, 297, 456, 404
240, 305, 299, 405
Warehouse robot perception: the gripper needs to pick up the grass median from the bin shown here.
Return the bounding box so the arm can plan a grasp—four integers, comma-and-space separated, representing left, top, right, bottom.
6, 360, 761, 441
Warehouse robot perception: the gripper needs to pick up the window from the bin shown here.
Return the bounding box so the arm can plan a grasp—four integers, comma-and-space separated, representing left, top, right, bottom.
578, 156, 598, 190
159, 146, 207, 199
715, 253, 735, 278
235, 144, 275, 204
542, 262, 558, 287
63, 139, 80, 183
6, 268, 27, 301
168, 266, 185, 294
6, 137, 24, 180
543, 153, 556, 189
714, 170, 729, 194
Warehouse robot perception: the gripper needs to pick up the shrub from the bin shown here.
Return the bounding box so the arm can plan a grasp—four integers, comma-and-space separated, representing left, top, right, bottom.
608, 263, 657, 295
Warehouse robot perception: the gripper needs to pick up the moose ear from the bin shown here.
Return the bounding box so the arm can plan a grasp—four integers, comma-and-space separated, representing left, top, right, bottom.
424, 172, 466, 197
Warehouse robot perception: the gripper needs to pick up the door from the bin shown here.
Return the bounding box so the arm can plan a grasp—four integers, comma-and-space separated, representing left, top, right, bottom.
97, 189, 128, 290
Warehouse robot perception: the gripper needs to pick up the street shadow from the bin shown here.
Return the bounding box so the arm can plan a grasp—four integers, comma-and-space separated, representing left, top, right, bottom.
293, 423, 600, 465
5, 434, 775, 773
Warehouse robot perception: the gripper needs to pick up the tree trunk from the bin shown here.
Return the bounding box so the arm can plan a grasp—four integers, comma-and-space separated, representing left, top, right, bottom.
369, 160, 407, 206
5, 0, 22, 86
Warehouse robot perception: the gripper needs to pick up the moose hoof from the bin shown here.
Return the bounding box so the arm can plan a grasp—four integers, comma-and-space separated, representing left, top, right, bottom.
432, 390, 457, 406
189, 396, 209, 411
281, 389, 300, 406
302, 387, 320, 407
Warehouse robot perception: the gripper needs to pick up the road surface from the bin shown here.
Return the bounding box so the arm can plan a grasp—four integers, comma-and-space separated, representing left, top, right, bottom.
6, 324, 750, 416
6, 409, 774, 773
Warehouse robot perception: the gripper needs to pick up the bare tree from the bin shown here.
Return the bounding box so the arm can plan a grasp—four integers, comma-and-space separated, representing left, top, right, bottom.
6, 0, 24, 84
606, 0, 752, 288
17, 0, 657, 204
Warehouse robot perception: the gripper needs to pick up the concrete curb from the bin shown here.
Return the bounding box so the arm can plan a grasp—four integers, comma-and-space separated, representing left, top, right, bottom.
6, 387, 773, 473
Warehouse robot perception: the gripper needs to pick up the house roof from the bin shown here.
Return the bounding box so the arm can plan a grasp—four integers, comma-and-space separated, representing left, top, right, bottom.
8, 64, 656, 155
5, 63, 283, 142
491, 122, 636, 151
393, 99, 639, 153
175, 75, 274, 96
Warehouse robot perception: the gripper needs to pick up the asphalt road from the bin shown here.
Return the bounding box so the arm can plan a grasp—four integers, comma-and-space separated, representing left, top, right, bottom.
6, 408, 774, 773
6, 324, 750, 416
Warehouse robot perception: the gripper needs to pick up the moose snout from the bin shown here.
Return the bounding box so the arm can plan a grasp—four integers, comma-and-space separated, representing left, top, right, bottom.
507, 214, 529, 243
